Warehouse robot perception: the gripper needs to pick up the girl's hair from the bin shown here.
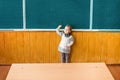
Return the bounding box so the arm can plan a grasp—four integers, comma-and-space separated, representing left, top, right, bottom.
66, 24, 72, 31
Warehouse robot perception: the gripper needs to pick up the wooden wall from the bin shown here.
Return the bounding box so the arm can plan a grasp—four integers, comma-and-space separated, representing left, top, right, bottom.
0, 31, 120, 64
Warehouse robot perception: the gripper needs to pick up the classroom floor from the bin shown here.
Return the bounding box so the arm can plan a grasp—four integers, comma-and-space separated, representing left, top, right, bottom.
0, 64, 120, 80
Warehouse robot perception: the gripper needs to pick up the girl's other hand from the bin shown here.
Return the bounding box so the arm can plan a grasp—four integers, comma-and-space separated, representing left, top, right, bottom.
66, 46, 70, 48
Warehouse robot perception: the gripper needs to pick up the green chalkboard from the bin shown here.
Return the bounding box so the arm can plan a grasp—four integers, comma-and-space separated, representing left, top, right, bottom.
93, 0, 120, 29
26, 0, 90, 29
1, 0, 120, 30
0, 0, 23, 29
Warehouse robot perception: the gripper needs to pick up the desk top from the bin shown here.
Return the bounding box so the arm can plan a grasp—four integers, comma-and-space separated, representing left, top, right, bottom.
6, 63, 114, 80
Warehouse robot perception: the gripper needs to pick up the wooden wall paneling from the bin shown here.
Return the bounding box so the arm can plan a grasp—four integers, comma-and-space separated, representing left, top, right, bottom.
50, 32, 58, 63
23, 32, 31, 63
16, 32, 24, 63
0, 32, 5, 64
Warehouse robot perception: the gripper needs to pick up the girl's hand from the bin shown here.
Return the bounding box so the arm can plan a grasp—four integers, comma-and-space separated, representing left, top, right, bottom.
58, 25, 62, 29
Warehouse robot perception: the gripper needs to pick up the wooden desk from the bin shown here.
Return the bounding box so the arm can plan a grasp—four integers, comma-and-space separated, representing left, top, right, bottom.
6, 63, 114, 80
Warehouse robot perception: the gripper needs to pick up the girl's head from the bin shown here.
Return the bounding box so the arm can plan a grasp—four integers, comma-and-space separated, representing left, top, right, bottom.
64, 25, 72, 34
